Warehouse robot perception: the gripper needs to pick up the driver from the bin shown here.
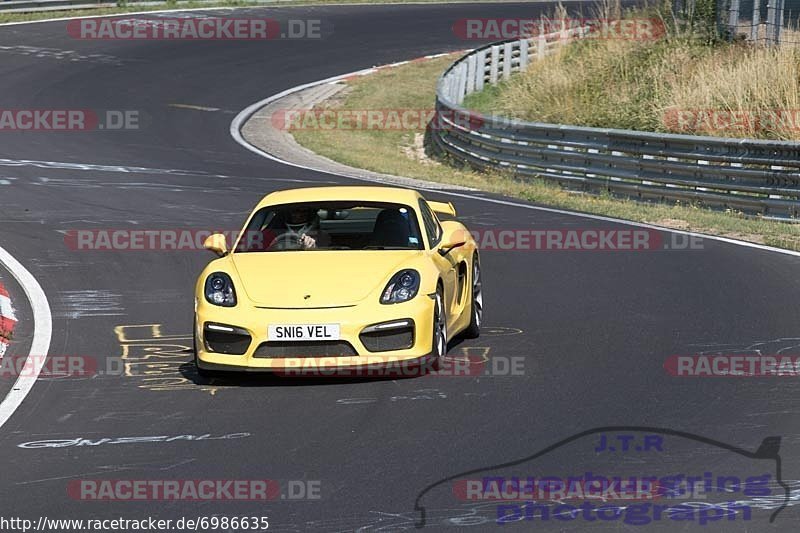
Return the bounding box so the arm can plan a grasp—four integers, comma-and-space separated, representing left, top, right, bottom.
281, 206, 330, 249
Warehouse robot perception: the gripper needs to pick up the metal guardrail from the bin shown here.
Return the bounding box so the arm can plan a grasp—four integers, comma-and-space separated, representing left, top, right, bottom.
0, 0, 276, 14
0, 0, 111, 13
432, 29, 800, 218
0, 0, 298, 15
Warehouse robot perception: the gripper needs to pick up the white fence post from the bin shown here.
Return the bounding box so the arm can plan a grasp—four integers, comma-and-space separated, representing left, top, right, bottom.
519, 39, 529, 71
475, 49, 486, 91
537, 19, 546, 59
502, 42, 513, 80
489, 45, 500, 83
466, 54, 477, 95
456, 63, 468, 104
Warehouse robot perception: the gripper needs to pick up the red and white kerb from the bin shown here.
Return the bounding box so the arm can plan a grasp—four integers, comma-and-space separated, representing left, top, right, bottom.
0, 282, 16, 358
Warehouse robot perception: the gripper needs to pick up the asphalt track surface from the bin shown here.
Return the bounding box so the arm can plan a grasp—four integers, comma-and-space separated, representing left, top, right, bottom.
0, 3, 799, 532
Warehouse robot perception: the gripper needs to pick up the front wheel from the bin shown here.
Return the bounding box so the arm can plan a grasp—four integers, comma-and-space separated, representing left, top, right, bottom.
431, 288, 448, 370
463, 255, 482, 339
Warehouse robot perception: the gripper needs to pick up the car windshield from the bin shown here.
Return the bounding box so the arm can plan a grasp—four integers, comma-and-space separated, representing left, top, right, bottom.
235, 201, 424, 252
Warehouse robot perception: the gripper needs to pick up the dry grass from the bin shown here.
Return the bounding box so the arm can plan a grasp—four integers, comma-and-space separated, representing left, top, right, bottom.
465, 31, 800, 140
291, 55, 800, 250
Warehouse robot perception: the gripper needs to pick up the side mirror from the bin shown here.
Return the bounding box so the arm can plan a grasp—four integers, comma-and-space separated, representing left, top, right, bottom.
437, 225, 468, 257
203, 233, 228, 257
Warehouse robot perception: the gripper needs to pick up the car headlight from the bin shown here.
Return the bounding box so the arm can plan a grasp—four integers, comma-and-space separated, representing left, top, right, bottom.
204, 272, 237, 307
381, 269, 420, 304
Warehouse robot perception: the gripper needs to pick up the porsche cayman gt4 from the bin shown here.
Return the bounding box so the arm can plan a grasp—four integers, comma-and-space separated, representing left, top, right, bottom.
194, 186, 482, 376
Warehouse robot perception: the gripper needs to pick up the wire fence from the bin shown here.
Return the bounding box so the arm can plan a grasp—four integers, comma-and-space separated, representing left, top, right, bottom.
711, 0, 800, 44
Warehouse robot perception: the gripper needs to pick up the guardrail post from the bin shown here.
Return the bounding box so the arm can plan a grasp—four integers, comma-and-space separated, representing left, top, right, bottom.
489, 45, 500, 84
451, 66, 460, 103
519, 39, 529, 71
537, 19, 546, 59
466, 54, 477, 95
475, 50, 486, 91
502, 42, 513, 80
456, 63, 468, 104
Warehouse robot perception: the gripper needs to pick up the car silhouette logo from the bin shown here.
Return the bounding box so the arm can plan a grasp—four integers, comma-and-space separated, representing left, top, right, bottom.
413, 425, 791, 528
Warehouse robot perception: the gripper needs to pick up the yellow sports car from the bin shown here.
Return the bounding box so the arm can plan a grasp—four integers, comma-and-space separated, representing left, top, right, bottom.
193, 186, 482, 376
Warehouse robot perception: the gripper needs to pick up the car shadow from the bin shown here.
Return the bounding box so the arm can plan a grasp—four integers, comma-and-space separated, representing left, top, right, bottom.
179, 337, 469, 387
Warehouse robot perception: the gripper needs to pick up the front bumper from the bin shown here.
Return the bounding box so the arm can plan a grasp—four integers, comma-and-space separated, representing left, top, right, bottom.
195, 295, 435, 372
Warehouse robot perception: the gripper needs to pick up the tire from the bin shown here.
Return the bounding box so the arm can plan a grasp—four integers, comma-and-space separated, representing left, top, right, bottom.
431, 287, 448, 371
463, 254, 483, 339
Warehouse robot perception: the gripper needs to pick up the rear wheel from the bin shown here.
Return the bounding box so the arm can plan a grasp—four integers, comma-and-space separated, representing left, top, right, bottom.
431, 288, 447, 370
464, 255, 482, 339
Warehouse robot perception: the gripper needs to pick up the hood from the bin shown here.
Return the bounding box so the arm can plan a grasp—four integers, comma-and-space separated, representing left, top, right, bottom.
230, 251, 421, 308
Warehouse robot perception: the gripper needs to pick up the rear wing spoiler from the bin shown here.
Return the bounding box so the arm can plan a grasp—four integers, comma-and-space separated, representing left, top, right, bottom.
426, 201, 457, 217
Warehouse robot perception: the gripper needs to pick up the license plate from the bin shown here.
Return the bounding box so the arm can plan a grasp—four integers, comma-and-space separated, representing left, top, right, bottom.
268, 324, 340, 341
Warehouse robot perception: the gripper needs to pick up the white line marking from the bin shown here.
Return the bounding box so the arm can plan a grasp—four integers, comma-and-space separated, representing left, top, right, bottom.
0, 245, 52, 430
0, 5, 241, 27
169, 103, 221, 112
0, 157, 230, 177
230, 63, 800, 259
